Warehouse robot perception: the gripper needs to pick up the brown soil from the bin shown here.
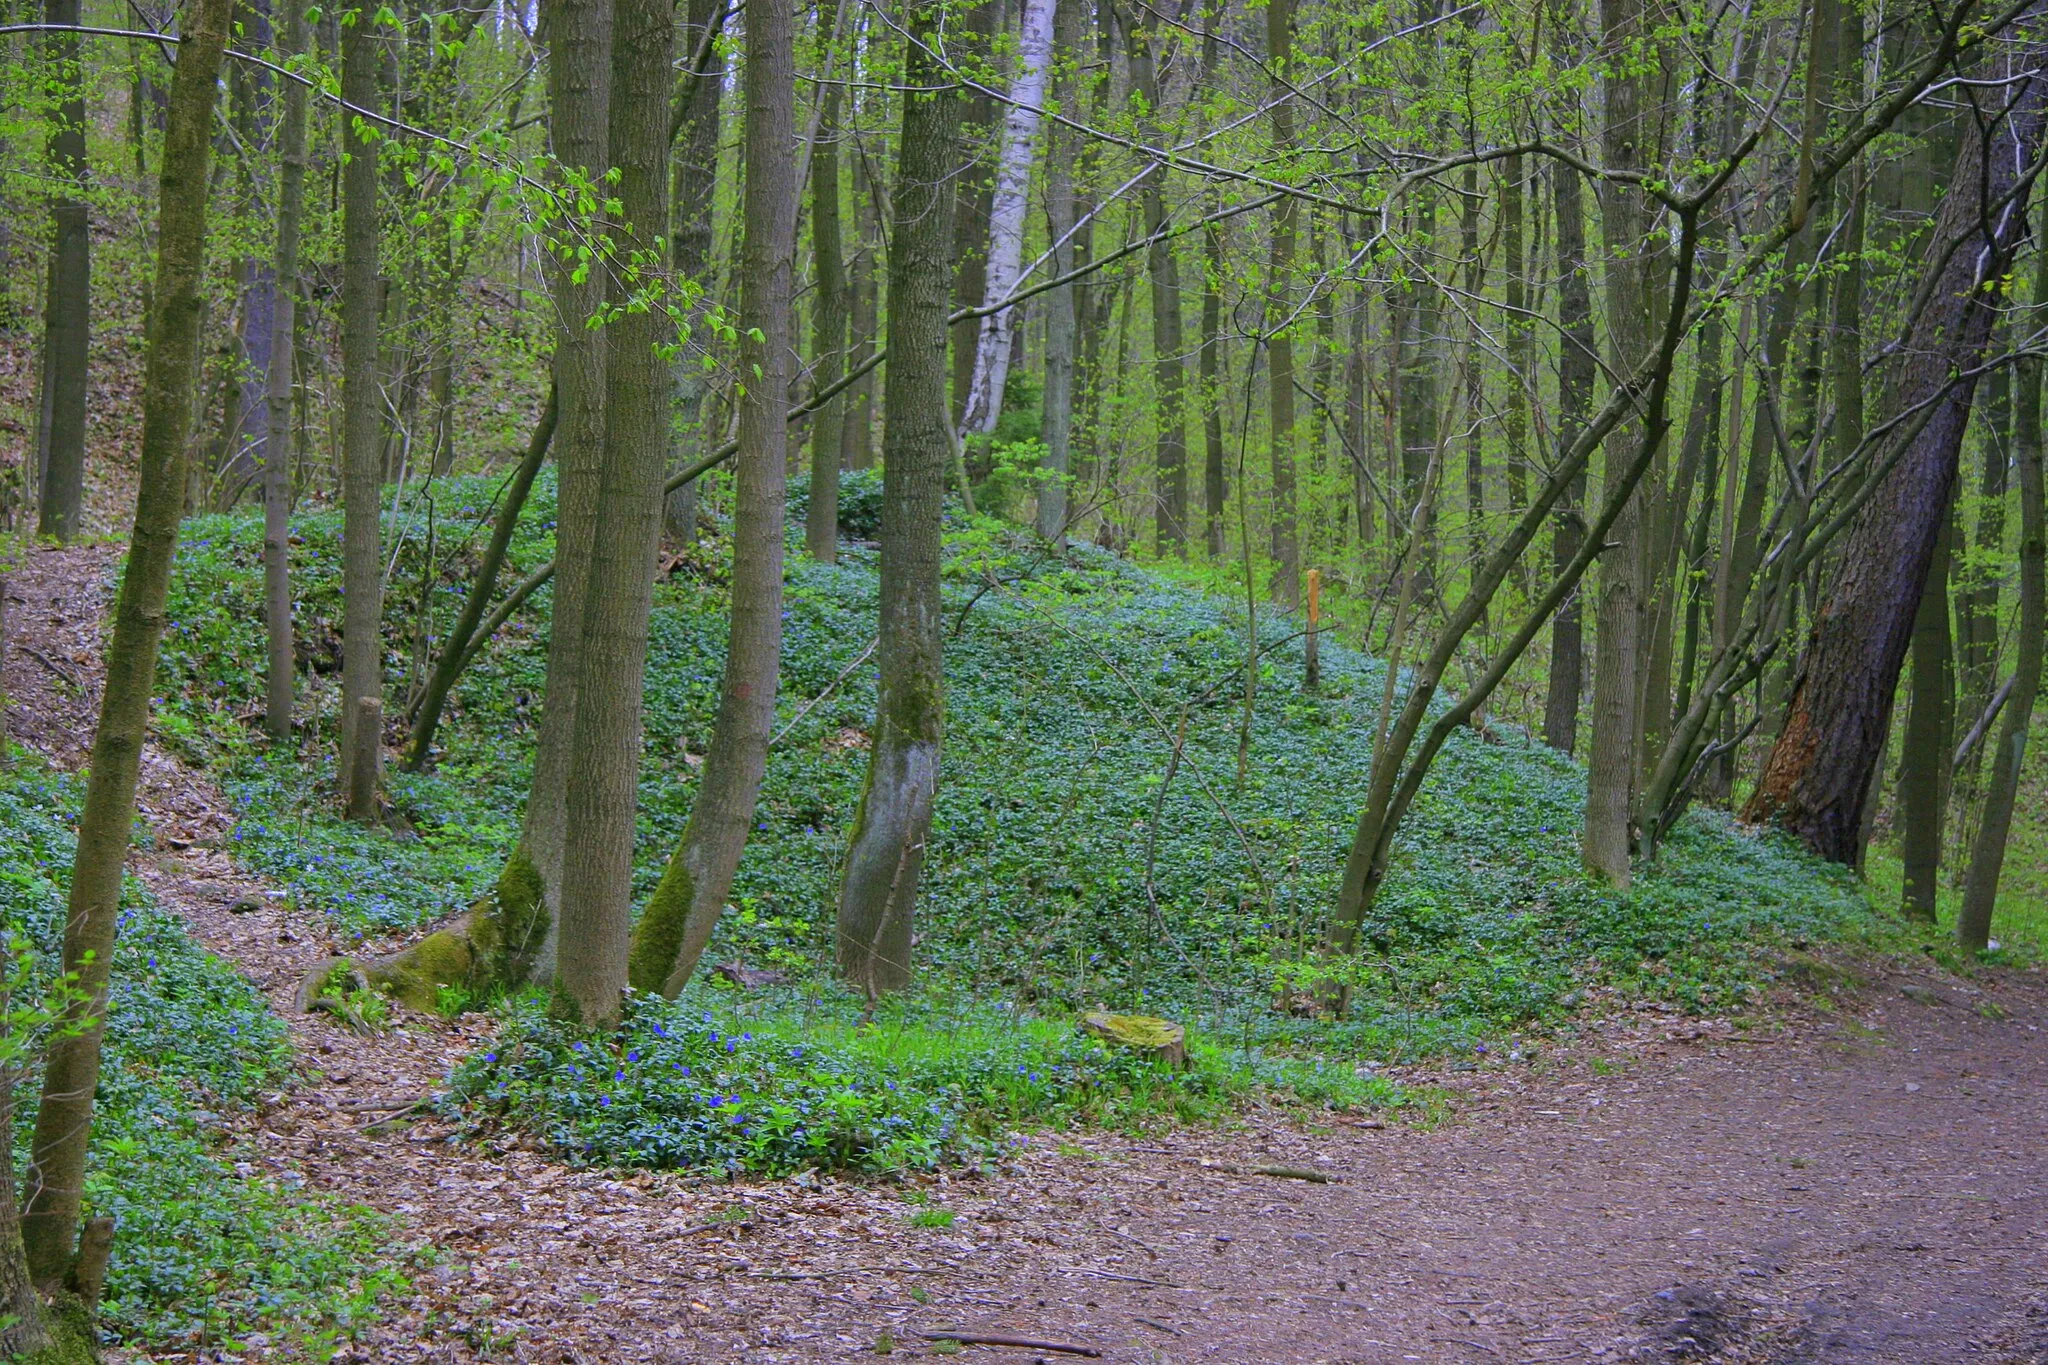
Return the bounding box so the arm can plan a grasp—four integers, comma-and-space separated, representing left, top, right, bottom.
10, 544, 2047, 1365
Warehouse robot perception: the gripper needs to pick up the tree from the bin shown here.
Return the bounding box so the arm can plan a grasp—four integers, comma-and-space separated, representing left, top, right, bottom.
487, 0, 615, 983
1036, 0, 1082, 543
19, 0, 234, 1311
1265, 0, 1300, 606
1956, 250, 2048, 950
339, 6, 388, 821
552, 0, 675, 1026
836, 0, 960, 996
627, 0, 797, 996
34, 0, 89, 543
804, 0, 851, 564
265, 0, 310, 744
1745, 54, 2048, 861
1896, 519, 1954, 918
667, 0, 726, 543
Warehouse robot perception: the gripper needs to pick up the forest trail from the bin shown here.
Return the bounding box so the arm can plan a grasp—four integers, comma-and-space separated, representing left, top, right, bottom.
11, 544, 2046, 1365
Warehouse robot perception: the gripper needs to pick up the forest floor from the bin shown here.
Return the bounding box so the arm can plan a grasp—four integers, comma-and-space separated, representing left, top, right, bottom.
11, 542, 2048, 1365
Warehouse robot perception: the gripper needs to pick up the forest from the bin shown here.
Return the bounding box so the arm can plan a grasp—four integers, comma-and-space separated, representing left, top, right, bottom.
0, 0, 2045, 1356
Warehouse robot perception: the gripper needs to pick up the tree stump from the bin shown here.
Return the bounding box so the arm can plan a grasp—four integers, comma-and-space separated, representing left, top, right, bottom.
1081, 1012, 1187, 1068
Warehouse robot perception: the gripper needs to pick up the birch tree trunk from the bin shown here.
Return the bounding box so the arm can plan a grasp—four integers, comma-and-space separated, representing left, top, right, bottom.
21, 0, 232, 1289
628, 0, 796, 996
959, 0, 1057, 440
837, 1, 959, 997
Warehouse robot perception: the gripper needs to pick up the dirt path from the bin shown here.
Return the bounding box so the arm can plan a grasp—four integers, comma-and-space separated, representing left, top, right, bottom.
12, 546, 2047, 1365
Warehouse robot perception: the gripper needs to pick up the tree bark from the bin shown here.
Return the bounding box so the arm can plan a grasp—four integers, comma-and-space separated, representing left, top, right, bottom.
1957, 259, 2046, 950
960, 0, 1057, 442
1037, 0, 1082, 543
1265, 0, 1300, 607
627, 0, 795, 997
502, 0, 615, 980
339, 11, 387, 818
1897, 516, 1954, 920
667, 0, 724, 542
21, 0, 232, 1288
1544, 159, 1594, 755
1745, 54, 2048, 860
265, 0, 308, 745
804, 0, 849, 563
553, 0, 675, 1027
35, 0, 89, 544
842, 141, 879, 471
1582, 0, 1662, 887
836, 1, 959, 997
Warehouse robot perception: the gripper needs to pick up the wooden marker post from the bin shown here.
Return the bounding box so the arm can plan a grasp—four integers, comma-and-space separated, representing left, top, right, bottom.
1305, 568, 1321, 691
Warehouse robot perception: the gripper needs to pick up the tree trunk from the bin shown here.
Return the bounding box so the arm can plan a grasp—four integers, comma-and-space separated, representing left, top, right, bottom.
265, 0, 308, 744
553, 0, 674, 1027
499, 0, 615, 980
949, 0, 998, 427
21, 0, 232, 1289
1037, 0, 1082, 543
1745, 56, 2048, 860
842, 142, 879, 471
804, 0, 849, 563
960, 0, 1056, 442
1503, 151, 1529, 516
836, 1, 959, 997
1544, 159, 1594, 755
1265, 0, 1299, 607
667, 0, 724, 542
1957, 261, 2046, 950
1897, 517, 1954, 920
339, 12, 387, 818
627, 0, 795, 997
1582, 0, 1661, 886
35, 0, 90, 543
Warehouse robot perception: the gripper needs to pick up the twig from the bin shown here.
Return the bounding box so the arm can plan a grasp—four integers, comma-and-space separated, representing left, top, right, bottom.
768, 638, 877, 749
1134, 1317, 1182, 1336
1106, 1226, 1161, 1260
1056, 1267, 1180, 1287
919, 1330, 1102, 1357
21, 645, 83, 692
1433, 1338, 1501, 1356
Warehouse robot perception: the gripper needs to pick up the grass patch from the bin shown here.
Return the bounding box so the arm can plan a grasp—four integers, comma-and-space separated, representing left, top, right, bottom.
0, 762, 409, 1356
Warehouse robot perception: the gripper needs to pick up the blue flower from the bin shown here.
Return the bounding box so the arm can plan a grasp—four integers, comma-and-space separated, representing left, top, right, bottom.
627, 1050, 640, 1062
485, 1052, 497, 1063
599, 1095, 611, 1106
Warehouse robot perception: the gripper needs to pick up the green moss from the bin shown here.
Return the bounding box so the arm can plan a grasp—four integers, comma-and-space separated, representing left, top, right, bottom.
627, 855, 695, 994
17, 1292, 101, 1364
471, 843, 548, 988
364, 930, 474, 1014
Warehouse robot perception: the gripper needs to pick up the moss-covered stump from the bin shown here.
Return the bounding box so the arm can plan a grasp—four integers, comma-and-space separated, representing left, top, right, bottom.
1080, 1012, 1187, 1068
295, 925, 476, 1017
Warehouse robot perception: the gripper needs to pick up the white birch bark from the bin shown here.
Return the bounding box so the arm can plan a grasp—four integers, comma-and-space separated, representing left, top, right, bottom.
958, 0, 1057, 437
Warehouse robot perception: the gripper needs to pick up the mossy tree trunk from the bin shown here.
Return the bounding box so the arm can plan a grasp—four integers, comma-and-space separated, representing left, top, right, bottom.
21, 0, 232, 1300
627, 0, 795, 997
553, 0, 675, 1027
492, 0, 614, 984
835, 0, 959, 997
35, 0, 89, 544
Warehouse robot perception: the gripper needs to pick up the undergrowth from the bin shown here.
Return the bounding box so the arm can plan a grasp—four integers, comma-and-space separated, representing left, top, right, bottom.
445, 990, 1410, 1176
157, 479, 1890, 1051
0, 763, 408, 1356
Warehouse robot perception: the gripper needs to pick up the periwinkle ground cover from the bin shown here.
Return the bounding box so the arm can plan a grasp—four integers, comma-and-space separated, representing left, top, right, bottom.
160, 477, 1877, 1045
0, 763, 407, 1353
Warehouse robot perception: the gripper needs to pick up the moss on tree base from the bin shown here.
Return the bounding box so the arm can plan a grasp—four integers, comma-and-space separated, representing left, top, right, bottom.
1080, 1012, 1188, 1068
